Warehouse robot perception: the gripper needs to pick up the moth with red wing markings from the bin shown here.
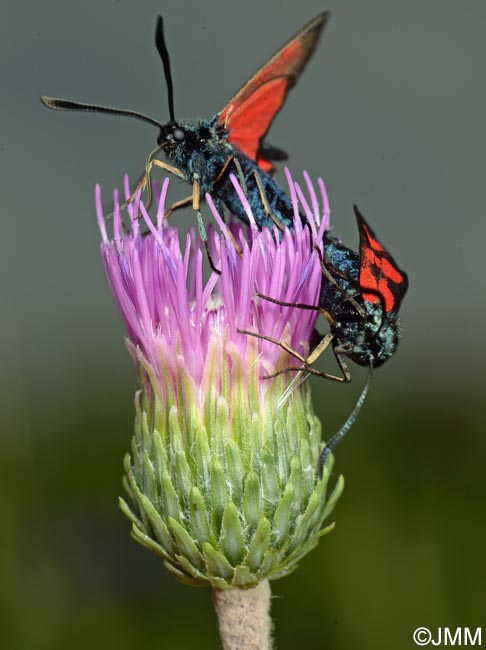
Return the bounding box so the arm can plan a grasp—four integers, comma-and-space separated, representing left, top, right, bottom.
312, 206, 408, 473
40, 13, 329, 236
243, 204, 408, 473
320, 204, 409, 372
248, 204, 408, 385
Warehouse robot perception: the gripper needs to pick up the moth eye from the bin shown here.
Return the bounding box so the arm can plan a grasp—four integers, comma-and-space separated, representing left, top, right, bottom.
173, 128, 185, 142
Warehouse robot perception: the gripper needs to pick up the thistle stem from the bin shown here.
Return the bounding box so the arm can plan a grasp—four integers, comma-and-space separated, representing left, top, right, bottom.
212, 580, 273, 650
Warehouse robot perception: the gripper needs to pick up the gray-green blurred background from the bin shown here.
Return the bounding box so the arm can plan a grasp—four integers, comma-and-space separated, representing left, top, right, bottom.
1, 0, 485, 648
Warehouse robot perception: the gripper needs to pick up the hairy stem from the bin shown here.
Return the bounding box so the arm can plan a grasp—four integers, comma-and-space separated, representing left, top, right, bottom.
212, 580, 273, 650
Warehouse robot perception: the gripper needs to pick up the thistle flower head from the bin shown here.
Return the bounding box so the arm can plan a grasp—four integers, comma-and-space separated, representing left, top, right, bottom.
97, 170, 344, 587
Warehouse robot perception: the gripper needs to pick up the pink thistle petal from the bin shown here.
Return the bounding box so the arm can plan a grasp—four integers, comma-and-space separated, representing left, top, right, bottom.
318, 177, 331, 233
229, 173, 258, 231
95, 184, 108, 243
284, 168, 300, 232
294, 182, 314, 237
98, 172, 331, 403
303, 170, 320, 225
156, 178, 170, 229
123, 174, 131, 203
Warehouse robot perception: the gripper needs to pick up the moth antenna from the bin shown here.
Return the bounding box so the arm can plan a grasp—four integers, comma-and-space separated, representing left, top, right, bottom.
40, 96, 164, 130
155, 15, 175, 122
318, 368, 372, 477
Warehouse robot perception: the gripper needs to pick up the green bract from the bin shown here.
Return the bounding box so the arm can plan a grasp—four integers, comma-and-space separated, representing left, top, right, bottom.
121, 343, 344, 588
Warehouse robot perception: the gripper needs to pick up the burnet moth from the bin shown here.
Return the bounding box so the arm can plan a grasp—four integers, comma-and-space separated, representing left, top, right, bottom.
241, 205, 408, 472
315, 206, 408, 471
243, 206, 408, 381
41, 13, 329, 270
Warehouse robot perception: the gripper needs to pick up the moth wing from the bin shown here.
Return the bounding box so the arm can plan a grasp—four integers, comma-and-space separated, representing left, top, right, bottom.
354, 205, 409, 313
218, 12, 329, 170
221, 77, 287, 171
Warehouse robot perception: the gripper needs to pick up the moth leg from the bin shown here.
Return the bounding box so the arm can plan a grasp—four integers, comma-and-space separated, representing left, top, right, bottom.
264, 365, 347, 381
256, 291, 336, 329
214, 155, 249, 195
267, 334, 351, 383
257, 291, 322, 313
224, 227, 244, 258
298, 333, 351, 381
103, 169, 148, 223
264, 348, 350, 383
183, 156, 243, 257
163, 192, 242, 259
238, 328, 309, 364
150, 158, 185, 177
192, 175, 221, 275
215, 157, 273, 257
131, 146, 184, 208
327, 346, 351, 382
214, 156, 233, 184
238, 328, 350, 383
124, 154, 184, 212
251, 169, 285, 232
148, 158, 184, 207
163, 195, 193, 220
257, 255, 363, 326
113, 156, 185, 221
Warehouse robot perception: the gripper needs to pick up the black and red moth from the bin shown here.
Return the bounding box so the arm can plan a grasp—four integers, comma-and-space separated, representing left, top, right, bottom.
253, 204, 409, 382
320, 205, 409, 376
41, 13, 328, 234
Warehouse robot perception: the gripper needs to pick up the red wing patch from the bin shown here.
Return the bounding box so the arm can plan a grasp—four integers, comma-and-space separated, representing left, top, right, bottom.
221, 78, 287, 167
354, 205, 409, 313
218, 12, 329, 169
